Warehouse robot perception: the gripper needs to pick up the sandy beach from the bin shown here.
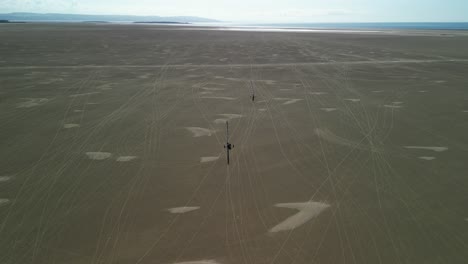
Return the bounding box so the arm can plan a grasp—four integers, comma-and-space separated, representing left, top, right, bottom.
1, 23, 468, 264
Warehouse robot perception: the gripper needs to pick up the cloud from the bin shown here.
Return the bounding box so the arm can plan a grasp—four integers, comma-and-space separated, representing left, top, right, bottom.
0, 0, 78, 13
279, 8, 357, 18
224, 8, 361, 22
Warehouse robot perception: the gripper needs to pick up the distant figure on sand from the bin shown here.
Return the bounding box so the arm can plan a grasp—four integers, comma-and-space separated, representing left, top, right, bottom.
251, 93, 255, 102
224, 121, 234, 165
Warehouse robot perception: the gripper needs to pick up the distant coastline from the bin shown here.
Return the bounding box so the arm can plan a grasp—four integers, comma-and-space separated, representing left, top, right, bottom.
134, 21, 190, 24
0, 12, 218, 23
82, 21, 110, 23
0, 19, 26, 24
1, 13, 466, 31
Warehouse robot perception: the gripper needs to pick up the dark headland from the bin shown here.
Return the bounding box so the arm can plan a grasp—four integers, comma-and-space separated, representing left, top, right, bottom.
0, 19, 26, 23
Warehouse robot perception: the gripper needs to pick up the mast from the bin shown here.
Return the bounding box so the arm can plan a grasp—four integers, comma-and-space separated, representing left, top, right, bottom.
224, 121, 233, 165
226, 121, 230, 165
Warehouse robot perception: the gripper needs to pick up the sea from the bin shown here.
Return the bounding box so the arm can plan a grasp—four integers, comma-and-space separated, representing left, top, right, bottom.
11, 20, 468, 31
196, 22, 468, 31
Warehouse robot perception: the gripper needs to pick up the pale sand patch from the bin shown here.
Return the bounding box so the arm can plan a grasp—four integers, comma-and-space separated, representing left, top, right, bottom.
213, 114, 242, 124
200, 96, 237, 100
202, 87, 225, 91
213, 119, 228, 124
435, 80, 446, 83
224, 77, 243, 82
283, 99, 303, 105
404, 146, 448, 152
0, 199, 11, 207
199, 91, 213, 95
280, 89, 293, 91
207, 82, 227, 86
69, 92, 100, 98
187, 74, 202, 78
463, 110, 468, 113
273, 98, 303, 105
96, 84, 112, 90
0, 176, 12, 182
116, 156, 138, 162
262, 80, 276, 85
419, 156, 436, 161
64, 124, 80, 129
392, 102, 404, 105
200, 157, 219, 163
212, 76, 241, 81
185, 127, 215, 137
320, 108, 337, 112
418, 90, 428, 93
258, 108, 267, 112
138, 74, 151, 79
17, 98, 50, 108
310, 92, 327, 95
86, 102, 100, 105
86, 152, 112, 160
269, 201, 330, 233
74, 110, 84, 113
372, 90, 384, 93
218, 114, 242, 119
167, 206, 200, 214
173, 260, 220, 264
384, 105, 403, 109
345, 98, 361, 102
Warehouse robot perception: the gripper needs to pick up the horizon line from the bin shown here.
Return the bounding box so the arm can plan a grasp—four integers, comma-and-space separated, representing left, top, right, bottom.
1, 12, 468, 24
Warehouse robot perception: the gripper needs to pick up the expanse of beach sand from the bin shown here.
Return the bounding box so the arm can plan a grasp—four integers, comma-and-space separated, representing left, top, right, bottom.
1, 23, 468, 264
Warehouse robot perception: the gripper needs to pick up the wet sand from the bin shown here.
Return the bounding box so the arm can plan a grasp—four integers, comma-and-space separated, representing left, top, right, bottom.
1, 23, 468, 264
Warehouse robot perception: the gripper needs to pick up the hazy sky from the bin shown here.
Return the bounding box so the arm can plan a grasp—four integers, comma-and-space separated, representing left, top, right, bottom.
1, 0, 467, 22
